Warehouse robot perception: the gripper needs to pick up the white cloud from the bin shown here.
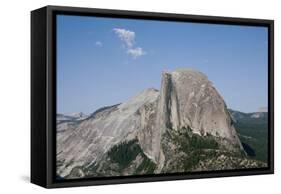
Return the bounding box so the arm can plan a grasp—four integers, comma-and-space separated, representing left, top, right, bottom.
95, 41, 103, 47
127, 47, 146, 59
113, 28, 146, 59
113, 28, 135, 48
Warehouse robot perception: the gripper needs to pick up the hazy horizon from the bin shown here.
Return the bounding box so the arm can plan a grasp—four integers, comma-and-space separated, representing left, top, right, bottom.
57, 15, 268, 114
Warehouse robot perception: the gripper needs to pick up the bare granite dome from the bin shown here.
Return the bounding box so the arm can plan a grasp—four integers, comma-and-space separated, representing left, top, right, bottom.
158, 69, 242, 144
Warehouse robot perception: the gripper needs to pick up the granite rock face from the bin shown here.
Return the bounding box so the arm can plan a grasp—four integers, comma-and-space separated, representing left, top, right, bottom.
159, 69, 242, 146
57, 88, 159, 177
57, 69, 245, 178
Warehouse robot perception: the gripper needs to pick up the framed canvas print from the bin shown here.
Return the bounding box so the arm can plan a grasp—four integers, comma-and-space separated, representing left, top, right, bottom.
31, 5, 274, 188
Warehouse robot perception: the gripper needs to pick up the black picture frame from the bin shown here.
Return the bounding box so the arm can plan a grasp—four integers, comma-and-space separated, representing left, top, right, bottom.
31, 5, 274, 188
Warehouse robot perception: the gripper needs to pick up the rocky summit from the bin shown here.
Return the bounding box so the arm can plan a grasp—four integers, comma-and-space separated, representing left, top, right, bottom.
56, 69, 266, 179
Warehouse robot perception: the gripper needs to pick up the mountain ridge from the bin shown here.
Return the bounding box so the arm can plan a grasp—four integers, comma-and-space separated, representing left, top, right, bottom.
57, 69, 266, 179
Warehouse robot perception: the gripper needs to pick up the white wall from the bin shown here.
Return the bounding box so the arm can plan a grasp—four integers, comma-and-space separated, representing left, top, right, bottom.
0, 0, 279, 193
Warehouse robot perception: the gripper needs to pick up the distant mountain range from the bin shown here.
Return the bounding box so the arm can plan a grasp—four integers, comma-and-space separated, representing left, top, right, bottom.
56, 69, 267, 179
229, 109, 268, 121
228, 108, 268, 162
57, 112, 88, 123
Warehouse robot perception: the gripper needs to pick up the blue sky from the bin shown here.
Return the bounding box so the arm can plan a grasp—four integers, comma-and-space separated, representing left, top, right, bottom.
57, 15, 268, 114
